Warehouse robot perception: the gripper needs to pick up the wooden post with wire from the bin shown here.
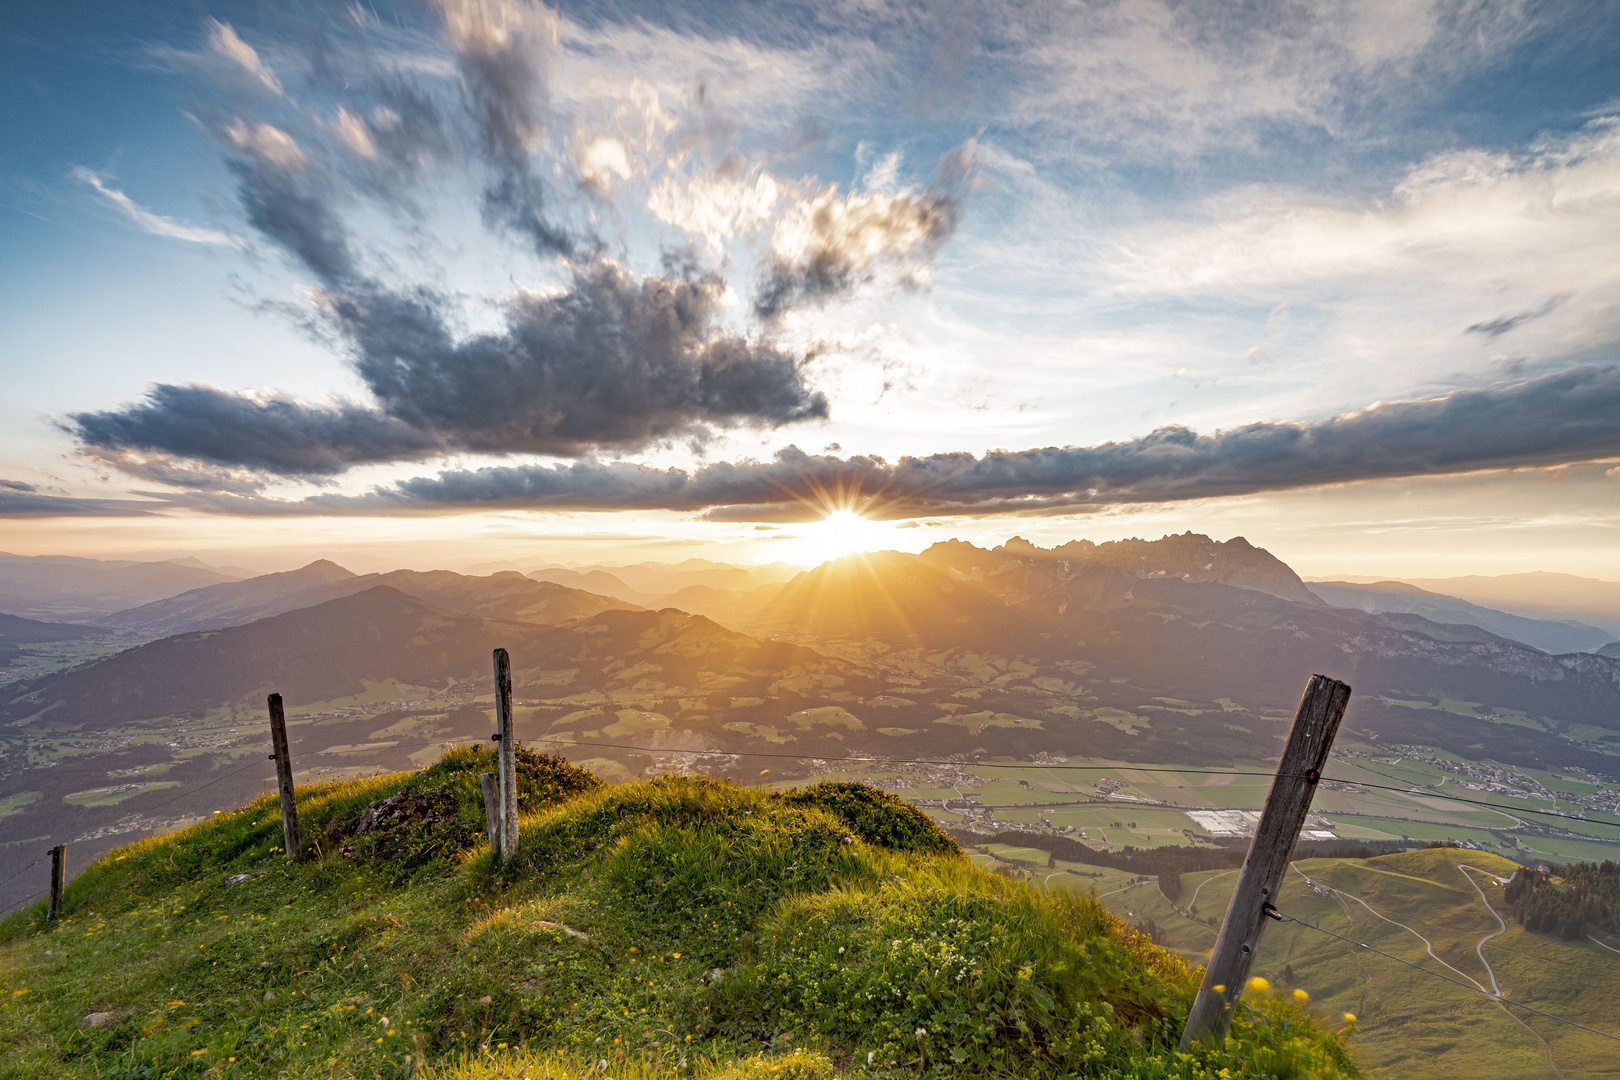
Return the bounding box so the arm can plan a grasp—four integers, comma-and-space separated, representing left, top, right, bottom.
47, 844, 66, 921
1179, 673, 1352, 1051
267, 692, 301, 861
492, 649, 518, 860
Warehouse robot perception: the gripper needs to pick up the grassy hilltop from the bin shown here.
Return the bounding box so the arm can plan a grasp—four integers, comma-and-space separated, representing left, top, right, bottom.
0, 750, 1353, 1079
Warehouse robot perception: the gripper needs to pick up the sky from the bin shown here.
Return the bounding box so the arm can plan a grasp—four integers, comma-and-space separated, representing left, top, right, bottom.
3, 0, 1619, 577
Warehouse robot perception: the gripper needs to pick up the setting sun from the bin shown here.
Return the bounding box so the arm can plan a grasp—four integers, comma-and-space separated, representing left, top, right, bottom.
797, 510, 899, 563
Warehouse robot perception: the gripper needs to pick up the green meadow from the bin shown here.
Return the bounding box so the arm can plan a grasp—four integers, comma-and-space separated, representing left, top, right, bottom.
0, 750, 1354, 1080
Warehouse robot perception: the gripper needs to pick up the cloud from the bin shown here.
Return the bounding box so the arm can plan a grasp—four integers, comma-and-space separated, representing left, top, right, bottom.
1466, 295, 1568, 338
207, 19, 281, 94
69, 385, 443, 475
0, 486, 163, 518
647, 159, 780, 250
1009, 0, 1537, 157
331, 108, 377, 158
135, 364, 1620, 520
72, 168, 242, 247
74, 5, 886, 487
436, 0, 574, 256
1110, 119, 1620, 295
220, 120, 357, 281
69, 258, 828, 474
755, 141, 978, 320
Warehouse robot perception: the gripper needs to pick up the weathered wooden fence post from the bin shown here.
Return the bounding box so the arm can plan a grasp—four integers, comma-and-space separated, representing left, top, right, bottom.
479, 772, 501, 853
1179, 673, 1352, 1051
267, 692, 302, 861
47, 844, 66, 921
492, 649, 518, 860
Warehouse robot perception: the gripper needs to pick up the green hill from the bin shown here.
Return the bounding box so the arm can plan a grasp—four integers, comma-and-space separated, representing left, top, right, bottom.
1061, 845, 1620, 1079
0, 758, 1353, 1079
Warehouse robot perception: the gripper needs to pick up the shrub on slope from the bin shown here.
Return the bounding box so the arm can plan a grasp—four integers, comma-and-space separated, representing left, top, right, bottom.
0, 758, 1355, 1079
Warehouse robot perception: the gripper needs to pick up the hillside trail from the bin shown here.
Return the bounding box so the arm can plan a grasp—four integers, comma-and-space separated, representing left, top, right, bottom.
1183, 868, 1236, 914
1097, 880, 1144, 901
1290, 859, 1561, 1079
1457, 863, 1565, 1080
1287, 862, 1487, 990
1455, 865, 1508, 996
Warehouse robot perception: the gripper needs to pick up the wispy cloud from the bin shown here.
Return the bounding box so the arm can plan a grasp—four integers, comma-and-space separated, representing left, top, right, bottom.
0, 485, 163, 518
1466, 295, 1569, 338
71, 168, 243, 247
207, 19, 282, 94
1008, 0, 1539, 157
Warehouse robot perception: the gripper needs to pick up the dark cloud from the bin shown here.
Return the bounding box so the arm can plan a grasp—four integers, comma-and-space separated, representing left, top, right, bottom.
438, 0, 577, 255
335, 258, 828, 456
0, 487, 162, 518
1466, 295, 1567, 338
69, 385, 443, 475
68, 259, 828, 475
143, 364, 1620, 520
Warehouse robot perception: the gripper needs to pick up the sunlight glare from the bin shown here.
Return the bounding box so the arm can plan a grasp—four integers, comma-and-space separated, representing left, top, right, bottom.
800, 510, 897, 563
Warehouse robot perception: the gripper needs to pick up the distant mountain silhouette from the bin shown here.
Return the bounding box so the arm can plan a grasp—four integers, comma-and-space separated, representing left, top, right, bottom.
0, 587, 843, 731
527, 562, 798, 608
1309, 580, 1612, 654
524, 567, 645, 604
98, 559, 358, 634
6, 534, 1620, 786
0, 612, 94, 666
752, 533, 1323, 645
99, 563, 638, 636
1401, 572, 1620, 638
0, 553, 242, 622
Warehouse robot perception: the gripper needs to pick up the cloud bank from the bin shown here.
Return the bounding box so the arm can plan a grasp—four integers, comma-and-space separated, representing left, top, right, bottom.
331, 365, 1620, 518
35, 365, 1607, 521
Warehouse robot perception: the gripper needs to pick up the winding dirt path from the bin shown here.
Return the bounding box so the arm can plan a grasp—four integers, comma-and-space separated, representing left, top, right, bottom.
1456, 865, 1507, 995
1184, 869, 1236, 915
1457, 864, 1563, 1080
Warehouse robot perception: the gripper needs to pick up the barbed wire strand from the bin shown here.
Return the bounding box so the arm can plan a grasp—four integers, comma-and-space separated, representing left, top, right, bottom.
1273, 905, 1620, 1043
0, 889, 46, 919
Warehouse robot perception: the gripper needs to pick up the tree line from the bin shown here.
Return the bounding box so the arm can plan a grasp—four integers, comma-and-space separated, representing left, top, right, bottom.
1505, 859, 1620, 941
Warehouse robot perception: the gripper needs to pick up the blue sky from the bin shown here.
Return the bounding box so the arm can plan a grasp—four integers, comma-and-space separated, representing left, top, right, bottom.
3, 0, 1618, 575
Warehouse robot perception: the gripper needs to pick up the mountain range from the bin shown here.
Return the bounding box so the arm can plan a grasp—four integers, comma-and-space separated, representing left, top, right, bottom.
2, 532, 1619, 909
0, 552, 244, 621
1307, 579, 1613, 654
6, 533, 1619, 769
1401, 572, 1620, 638
96, 561, 638, 637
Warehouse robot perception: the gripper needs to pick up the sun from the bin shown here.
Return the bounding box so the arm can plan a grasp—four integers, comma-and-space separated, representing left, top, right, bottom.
798, 509, 897, 563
